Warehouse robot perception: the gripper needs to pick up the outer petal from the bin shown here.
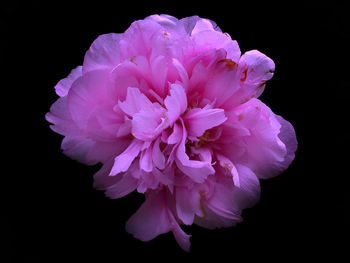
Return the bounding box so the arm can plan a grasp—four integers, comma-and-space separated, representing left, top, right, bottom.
180, 16, 221, 35
233, 99, 294, 179
192, 30, 241, 62
274, 115, 298, 173
83, 33, 122, 73
67, 69, 116, 130
54, 66, 82, 97
125, 190, 191, 251
223, 50, 275, 108
105, 174, 138, 199
239, 49, 275, 90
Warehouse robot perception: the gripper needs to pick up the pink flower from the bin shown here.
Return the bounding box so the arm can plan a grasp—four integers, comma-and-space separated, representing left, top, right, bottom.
46, 14, 297, 251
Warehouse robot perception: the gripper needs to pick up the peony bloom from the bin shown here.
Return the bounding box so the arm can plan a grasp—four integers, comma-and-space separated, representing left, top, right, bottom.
46, 14, 297, 251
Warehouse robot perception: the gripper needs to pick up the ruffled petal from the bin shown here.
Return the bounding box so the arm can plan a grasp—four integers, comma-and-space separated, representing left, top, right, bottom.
175, 120, 215, 183
109, 139, 144, 176
164, 84, 187, 126
184, 107, 227, 139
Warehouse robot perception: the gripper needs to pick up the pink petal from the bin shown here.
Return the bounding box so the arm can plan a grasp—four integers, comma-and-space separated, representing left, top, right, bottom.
105, 174, 138, 199
175, 120, 215, 183
83, 33, 122, 73
233, 99, 291, 179
119, 19, 162, 59
184, 107, 227, 139
131, 105, 167, 141
126, 190, 190, 251
175, 187, 196, 225
275, 115, 298, 173
164, 84, 187, 126
55, 66, 82, 97
61, 136, 96, 165
109, 139, 143, 176
118, 87, 153, 117
139, 146, 153, 172
67, 69, 115, 130
93, 159, 121, 190
167, 122, 182, 144
235, 164, 261, 208
216, 153, 240, 187
152, 138, 165, 170
223, 50, 275, 108
192, 30, 241, 62
240, 50, 275, 90
46, 96, 80, 136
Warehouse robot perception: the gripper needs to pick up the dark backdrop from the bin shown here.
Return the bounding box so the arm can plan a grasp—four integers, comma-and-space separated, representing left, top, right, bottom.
3, 2, 346, 262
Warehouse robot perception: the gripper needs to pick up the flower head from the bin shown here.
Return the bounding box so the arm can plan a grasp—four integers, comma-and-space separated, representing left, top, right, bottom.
46, 14, 297, 251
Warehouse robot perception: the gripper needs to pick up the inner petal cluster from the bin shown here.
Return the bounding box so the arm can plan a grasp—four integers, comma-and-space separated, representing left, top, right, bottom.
110, 83, 228, 188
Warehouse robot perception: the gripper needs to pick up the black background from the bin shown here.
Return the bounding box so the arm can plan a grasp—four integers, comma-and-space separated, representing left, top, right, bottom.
3, 1, 347, 262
